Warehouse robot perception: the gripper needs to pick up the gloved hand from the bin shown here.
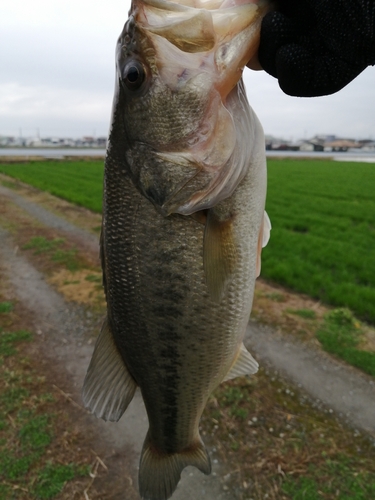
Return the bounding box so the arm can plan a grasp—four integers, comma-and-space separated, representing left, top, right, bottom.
257, 0, 375, 97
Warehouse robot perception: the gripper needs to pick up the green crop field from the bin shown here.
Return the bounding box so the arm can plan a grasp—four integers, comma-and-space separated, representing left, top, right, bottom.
0, 160, 104, 213
1, 158, 375, 323
262, 159, 375, 323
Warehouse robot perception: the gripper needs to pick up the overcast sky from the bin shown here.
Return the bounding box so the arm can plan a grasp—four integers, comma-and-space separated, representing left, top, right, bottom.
1, 0, 374, 141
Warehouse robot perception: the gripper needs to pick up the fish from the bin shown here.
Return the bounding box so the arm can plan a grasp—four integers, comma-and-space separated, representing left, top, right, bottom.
82, 0, 271, 499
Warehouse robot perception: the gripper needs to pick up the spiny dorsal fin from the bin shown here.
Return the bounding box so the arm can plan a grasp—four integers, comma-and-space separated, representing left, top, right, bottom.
139, 431, 211, 500
204, 208, 237, 302
82, 317, 137, 422
223, 343, 258, 381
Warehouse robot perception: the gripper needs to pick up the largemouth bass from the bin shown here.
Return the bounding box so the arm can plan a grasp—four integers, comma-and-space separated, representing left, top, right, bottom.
83, 0, 271, 498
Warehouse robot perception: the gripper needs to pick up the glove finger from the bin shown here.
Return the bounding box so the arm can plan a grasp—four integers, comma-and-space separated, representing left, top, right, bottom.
258, 11, 300, 77
274, 0, 313, 20
276, 44, 368, 97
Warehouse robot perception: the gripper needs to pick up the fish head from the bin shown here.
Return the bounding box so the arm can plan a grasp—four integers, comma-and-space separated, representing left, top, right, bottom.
111, 0, 269, 215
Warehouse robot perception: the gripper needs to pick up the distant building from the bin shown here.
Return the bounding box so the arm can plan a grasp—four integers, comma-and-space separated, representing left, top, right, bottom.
299, 140, 324, 152
324, 139, 359, 152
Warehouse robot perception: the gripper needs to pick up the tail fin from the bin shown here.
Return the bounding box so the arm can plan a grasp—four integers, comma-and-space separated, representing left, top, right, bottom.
139, 431, 211, 500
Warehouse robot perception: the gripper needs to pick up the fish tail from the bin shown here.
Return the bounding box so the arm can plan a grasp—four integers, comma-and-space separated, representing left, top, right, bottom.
139, 431, 211, 500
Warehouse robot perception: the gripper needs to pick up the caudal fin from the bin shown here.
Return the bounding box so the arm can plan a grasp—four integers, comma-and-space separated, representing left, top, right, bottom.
139, 432, 211, 500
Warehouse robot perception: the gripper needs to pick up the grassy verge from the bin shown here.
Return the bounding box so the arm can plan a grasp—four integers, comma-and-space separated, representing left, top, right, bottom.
20, 234, 105, 309
22, 236, 81, 272
317, 308, 375, 377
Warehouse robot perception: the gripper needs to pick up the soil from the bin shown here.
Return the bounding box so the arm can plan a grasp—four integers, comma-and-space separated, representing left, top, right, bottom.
1, 180, 375, 499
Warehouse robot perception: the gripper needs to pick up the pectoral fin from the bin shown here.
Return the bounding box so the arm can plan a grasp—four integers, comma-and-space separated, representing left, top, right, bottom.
82, 317, 137, 422
223, 343, 259, 382
204, 209, 237, 302
256, 210, 271, 277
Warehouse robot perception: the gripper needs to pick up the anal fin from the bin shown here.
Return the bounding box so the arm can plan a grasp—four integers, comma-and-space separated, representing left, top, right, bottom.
223, 343, 259, 382
82, 317, 137, 422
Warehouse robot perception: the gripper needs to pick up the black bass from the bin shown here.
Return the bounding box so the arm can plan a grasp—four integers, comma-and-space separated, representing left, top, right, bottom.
83, 0, 271, 499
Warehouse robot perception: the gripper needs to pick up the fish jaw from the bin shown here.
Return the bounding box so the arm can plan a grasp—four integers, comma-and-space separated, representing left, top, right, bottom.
114, 0, 270, 215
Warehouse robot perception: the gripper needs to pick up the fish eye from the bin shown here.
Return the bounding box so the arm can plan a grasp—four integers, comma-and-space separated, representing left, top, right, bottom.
122, 61, 146, 91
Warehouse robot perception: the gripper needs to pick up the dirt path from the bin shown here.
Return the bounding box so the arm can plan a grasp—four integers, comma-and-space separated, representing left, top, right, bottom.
1, 183, 375, 498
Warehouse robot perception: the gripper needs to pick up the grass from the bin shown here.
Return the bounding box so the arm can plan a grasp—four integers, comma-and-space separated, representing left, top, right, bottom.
22, 236, 81, 272
0, 160, 104, 213
263, 158, 375, 324
282, 457, 375, 499
286, 308, 317, 319
0, 301, 13, 313
0, 328, 89, 499
33, 463, 79, 499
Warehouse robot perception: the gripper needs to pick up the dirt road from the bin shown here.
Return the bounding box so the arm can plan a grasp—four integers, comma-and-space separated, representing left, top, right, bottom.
1, 182, 375, 499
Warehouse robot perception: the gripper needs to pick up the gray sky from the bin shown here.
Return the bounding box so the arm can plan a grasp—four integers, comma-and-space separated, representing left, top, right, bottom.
1, 0, 374, 140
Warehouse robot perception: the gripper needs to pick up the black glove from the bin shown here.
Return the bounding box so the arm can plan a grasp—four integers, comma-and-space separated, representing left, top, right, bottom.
258, 0, 375, 97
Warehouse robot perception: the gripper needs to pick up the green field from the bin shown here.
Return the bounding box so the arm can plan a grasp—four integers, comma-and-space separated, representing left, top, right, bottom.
0, 160, 104, 213
1, 158, 375, 323
263, 159, 375, 323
